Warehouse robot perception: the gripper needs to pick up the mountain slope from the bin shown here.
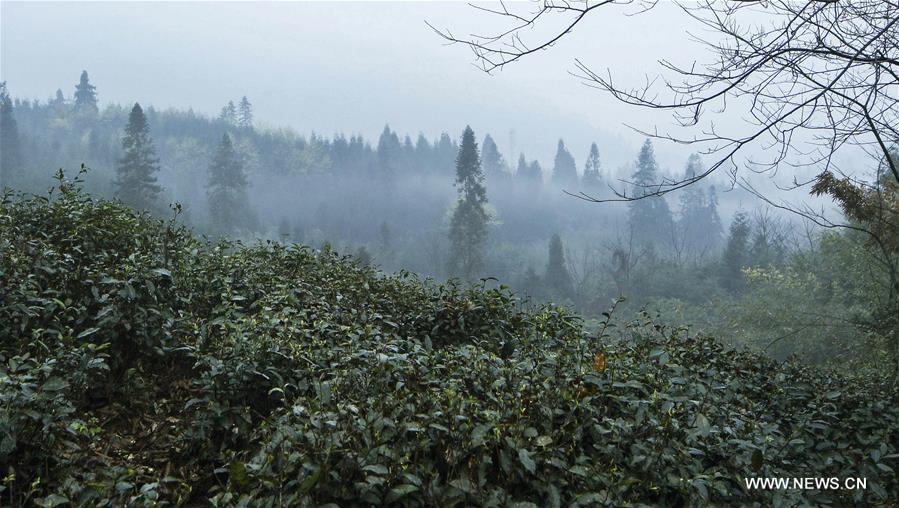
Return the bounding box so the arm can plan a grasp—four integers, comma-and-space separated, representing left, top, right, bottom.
1, 172, 897, 506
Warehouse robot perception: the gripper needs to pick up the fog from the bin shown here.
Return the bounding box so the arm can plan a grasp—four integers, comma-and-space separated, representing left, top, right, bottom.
3, 1, 735, 169
0, 1, 882, 322
2, 2, 897, 504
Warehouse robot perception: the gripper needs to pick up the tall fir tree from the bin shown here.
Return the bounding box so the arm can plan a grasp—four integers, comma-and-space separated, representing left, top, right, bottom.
207, 133, 253, 232
0, 82, 22, 186
238, 96, 253, 128
551, 139, 578, 187
628, 139, 673, 246
705, 185, 724, 248
481, 134, 506, 178
219, 100, 237, 125
73, 71, 98, 116
377, 125, 401, 180
447, 126, 489, 279
435, 132, 457, 175
115, 103, 161, 210
582, 142, 602, 188
720, 210, 751, 291
677, 154, 723, 256
516, 153, 542, 183
545, 233, 574, 299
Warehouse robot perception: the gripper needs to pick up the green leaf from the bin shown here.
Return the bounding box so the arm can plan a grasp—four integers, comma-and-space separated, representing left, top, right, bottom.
299, 468, 321, 493
386, 484, 419, 502
41, 377, 69, 392
151, 268, 172, 277
518, 448, 536, 474
751, 449, 763, 471
363, 464, 389, 476
42, 494, 69, 507
76, 327, 100, 339
693, 413, 711, 437
229, 461, 248, 490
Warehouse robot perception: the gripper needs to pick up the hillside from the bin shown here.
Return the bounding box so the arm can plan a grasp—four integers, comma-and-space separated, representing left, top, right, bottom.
1, 173, 897, 506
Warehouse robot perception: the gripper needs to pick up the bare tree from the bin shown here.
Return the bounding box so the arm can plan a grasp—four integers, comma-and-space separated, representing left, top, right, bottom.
430, 0, 899, 196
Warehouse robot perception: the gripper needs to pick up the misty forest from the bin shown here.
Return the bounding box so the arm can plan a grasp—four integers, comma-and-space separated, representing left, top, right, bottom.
1, 1, 898, 506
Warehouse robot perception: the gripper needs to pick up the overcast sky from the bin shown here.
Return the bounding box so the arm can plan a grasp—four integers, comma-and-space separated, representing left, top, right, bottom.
3, 1, 724, 171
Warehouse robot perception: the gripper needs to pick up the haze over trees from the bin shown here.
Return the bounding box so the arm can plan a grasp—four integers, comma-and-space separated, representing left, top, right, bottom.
2, 1, 898, 504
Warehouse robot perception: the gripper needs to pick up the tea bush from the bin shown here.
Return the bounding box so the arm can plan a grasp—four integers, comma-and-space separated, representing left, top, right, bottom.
2, 174, 897, 506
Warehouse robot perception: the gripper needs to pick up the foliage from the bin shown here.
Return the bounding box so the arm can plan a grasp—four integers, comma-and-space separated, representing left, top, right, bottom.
1, 174, 897, 506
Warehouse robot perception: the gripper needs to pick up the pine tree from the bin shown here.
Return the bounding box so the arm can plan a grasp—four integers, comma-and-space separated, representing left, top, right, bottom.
73, 71, 98, 115
435, 133, 457, 175
219, 101, 237, 125
628, 139, 673, 246
378, 221, 392, 260
582, 142, 602, 188
481, 134, 506, 178
207, 133, 253, 233
676, 155, 724, 256
115, 103, 161, 210
516, 154, 542, 183
377, 125, 401, 180
355, 246, 373, 266
545, 233, 574, 299
720, 210, 751, 291
705, 185, 724, 248
551, 139, 578, 187
516, 154, 528, 177
238, 96, 253, 128
0, 82, 22, 186
447, 126, 489, 279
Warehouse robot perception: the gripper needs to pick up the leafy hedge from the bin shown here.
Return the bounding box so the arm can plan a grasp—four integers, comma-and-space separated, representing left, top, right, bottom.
1, 173, 897, 506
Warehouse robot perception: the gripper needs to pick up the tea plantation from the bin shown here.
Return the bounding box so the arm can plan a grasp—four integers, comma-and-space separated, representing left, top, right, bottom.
2, 176, 897, 506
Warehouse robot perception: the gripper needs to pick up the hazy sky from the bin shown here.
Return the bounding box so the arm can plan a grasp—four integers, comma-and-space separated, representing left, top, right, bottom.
1, 1, 720, 172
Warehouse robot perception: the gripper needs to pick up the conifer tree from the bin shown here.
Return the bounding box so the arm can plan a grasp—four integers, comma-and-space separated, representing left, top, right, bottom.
705, 185, 724, 247
238, 96, 253, 128
415, 134, 432, 166
115, 103, 161, 210
545, 233, 574, 299
435, 133, 457, 174
447, 126, 489, 279
355, 246, 373, 266
207, 133, 253, 232
516, 154, 542, 183
378, 221, 393, 260
377, 125, 401, 179
582, 142, 602, 188
720, 210, 751, 291
628, 139, 673, 246
481, 134, 506, 177
219, 100, 237, 125
0, 82, 22, 186
677, 154, 724, 256
73, 71, 98, 115
551, 139, 578, 187
516, 154, 528, 177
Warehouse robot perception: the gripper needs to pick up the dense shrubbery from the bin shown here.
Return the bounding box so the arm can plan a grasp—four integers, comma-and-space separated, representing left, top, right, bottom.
2, 173, 898, 506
